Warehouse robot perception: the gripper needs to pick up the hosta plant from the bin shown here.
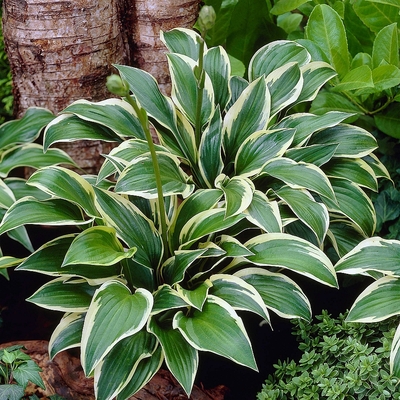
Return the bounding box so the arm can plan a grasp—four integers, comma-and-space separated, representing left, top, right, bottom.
0, 26, 388, 399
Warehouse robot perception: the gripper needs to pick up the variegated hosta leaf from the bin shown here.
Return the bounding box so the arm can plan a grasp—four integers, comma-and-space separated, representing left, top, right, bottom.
215, 174, 254, 218
227, 75, 249, 110
0, 197, 89, 236
43, 114, 120, 151
116, 345, 164, 400
346, 276, 400, 323
323, 177, 376, 237
148, 317, 198, 395
286, 143, 338, 167
151, 284, 189, 315
169, 189, 223, 251
28, 166, 98, 217
161, 249, 207, 285
97, 139, 167, 183
209, 274, 270, 321
198, 107, 224, 188
62, 226, 136, 267
161, 28, 202, 62
94, 331, 157, 400
295, 61, 337, 105
265, 62, 303, 117
61, 99, 146, 140
249, 40, 310, 81
0, 179, 17, 209
273, 111, 351, 147
364, 153, 391, 181
246, 191, 282, 233
179, 208, 245, 249
223, 77, 270, 162
173, 295, 257, 370
323, 158, 378, 191
175, 281, 212, 311
390, 324, 400, 377
261, 157, 336, 202
49, 313, 85, 358
235, 128, 295, 177
0, 144, 75, 178
81, 280, 153, 375
275, 186, 329, 246
235, 268, 312, 321
27, 278, 96, 312
5, 177, 51, 202
237, 233, 338, 287
94, 188, 163, 270
0, 256, 24, 280
0, 107, 55, 149
17, 234, 120, 284
335, 237, 400, 276
308, 124, 378, 158
204, 46, 231, 110
115, 152, 194, 199
167, 53, 214, 127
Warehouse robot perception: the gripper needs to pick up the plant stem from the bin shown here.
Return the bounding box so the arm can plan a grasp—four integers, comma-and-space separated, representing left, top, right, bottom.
125, 95, 170, 261
194, 36, 205, 148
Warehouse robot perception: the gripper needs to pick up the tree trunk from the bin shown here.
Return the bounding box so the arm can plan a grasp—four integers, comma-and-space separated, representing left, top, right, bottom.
129, 0, 199, 94
2, 0, 128, 173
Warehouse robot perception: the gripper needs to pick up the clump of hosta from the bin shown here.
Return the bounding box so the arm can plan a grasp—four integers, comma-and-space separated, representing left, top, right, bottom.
0, 26, 388, 400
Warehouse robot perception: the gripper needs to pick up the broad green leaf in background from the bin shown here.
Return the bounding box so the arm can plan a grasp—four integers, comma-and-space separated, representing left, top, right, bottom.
372, 23, 399, 68
330, 65, 374, 92
305, 4, 350, 79
375, 103, 400, 139
270, 0, 311, 15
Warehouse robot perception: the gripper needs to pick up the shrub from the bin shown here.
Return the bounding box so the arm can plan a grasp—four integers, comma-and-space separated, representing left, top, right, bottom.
257, 310, 400, 400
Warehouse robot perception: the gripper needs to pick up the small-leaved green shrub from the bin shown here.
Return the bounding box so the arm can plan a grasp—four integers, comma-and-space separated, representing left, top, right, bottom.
0, 345, 45, 400
258, 310, 400, 400
0, 22, 390, 399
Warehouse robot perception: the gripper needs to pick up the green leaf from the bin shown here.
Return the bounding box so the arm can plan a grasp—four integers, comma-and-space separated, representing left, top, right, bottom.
375, 103, 400, 139
346, 276, 400, 323
235, 267, 311, 320
245, 191, 282, 233
161, 28, 201, 61
167, 53, 214, 127
323, 177, 376, 237
148, 317, 198, 395
0, 197, 88, 236
353, 0, 400, 34
372, 23, 399, 68
115, 152, 194, 199
62, 99, 146, 140
13, 359, 45, 389
151, 284, 189, 314
271, 0, 311, 15
0, 144, 75, 178
49, 313, 85, 358
0, 384, 25, 400
261, 158, 336, 202
173, 295, 257, 370
27, 278, 96, 312
286, 143, 338, 166
94, 188, 163, 270
330, 65, 374, 92
63, 226, 136, 267
235, 128, 295, 177
223, 77, 270, 161
241, 233, 337, 287
305, 4, 350, 78
274, 111, 351, 147
275, 186, 329, 246
28, 166, 98, 217
209, 274, 270, 321
81, 280, 153, 375
335, 237, 400, 277
310, 91, 362, 116
43, 114, 119, 151
309, 124, 377, 158
249, 40, 310, 81
95, 331, 157, 400
0, 107, 54, 149
215, 175, 254, 218
391, 324, 400, 377
371, 64, 400, 92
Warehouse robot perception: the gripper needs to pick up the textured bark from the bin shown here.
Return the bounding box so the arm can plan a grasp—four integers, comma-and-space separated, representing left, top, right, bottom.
3, 0, 128, 117
129, 0, 200, 94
